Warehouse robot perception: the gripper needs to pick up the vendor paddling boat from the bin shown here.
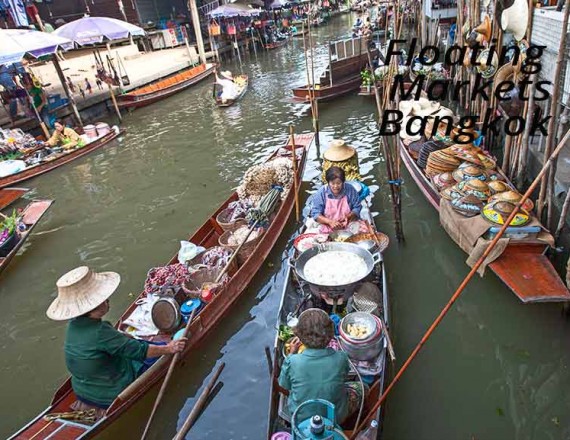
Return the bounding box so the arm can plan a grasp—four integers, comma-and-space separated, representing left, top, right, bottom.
292, 37, 378, 103
9, 133, 314, 440
398, 99, 570, 303
215, 75, 249, 107
267, 180, 391, 439
0, 199, 53, 276
263, 35, 291, 50
0, 125, 124, 189
117, 63, 216, 110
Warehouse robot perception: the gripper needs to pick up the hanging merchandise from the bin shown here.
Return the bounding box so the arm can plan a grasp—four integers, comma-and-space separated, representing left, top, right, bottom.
209, 19, 221, 36
116, 53, 130, 86
227, 23, 237, 35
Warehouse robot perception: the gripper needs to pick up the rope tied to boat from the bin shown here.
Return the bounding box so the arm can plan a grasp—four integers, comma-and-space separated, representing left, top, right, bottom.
44, 409, 98, 423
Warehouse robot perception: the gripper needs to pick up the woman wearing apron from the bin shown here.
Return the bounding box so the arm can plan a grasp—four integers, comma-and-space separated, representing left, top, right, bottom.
311, 166, 362, 233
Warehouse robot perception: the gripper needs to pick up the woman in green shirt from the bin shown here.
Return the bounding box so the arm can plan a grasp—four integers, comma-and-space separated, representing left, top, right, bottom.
278, 308, 367, 424
47, 266, 187, 414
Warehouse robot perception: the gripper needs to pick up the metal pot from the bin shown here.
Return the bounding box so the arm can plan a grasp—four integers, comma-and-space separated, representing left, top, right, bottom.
293, 242, 381, 301
339, 313, 384, 361
151, 297, 181, 333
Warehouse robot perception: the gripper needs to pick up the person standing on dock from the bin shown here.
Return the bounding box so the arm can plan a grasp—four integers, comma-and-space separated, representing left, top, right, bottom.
46, 266, 187, 420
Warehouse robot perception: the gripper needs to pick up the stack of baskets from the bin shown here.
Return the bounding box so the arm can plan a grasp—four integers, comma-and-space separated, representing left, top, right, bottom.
218, 223, 265, 266
216, 209, 246, 232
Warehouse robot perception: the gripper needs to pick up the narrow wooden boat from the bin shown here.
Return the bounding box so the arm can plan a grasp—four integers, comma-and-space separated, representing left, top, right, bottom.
0, 187, 28, 210
266, 194, 390, 438
214, 75, 249, 107
292, 28, 309, 38
0, 199, 52, 276
0, 129, 125, 189
9, 133, 314, 440
293, 75, 363, 103
263, 36, 291, 50
117, 64, 216, 110
399, 140, 570, 303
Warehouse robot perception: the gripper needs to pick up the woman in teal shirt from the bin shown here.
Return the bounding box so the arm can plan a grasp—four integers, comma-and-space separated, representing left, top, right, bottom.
47, 266, 187, 415
278, 308, 366, 424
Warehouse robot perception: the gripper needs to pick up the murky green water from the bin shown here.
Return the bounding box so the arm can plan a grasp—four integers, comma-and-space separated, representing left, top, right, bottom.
2, 14, 570, 440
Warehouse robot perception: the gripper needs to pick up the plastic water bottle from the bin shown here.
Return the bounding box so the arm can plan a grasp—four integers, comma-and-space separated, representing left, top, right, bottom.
355, 420, 378, 440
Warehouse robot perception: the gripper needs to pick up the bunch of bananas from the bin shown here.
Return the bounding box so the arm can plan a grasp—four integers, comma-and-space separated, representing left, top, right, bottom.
321, 157, 362, 183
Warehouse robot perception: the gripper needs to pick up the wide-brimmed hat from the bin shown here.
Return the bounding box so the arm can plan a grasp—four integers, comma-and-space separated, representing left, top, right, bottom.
457, 178, 491, 201
432, 172, 456, 190
452, 164, 488, 183
451, 194, 485, 217
221, 70, 234, 80
47, 267, 121, 321
473, 15, 492, 43
488, 190, 534, 211
476, 49, 499, 79
500, 0, 529, 41
488, 180, 511, 194
481, 200, 530, 226
441, 185, 465, 201
399, 100, 413, 118
451, 126, 480, 143
412, 97, 441, 116
400, 117, 423, 142
424, 107, 455, 138
323, 139, 356, 161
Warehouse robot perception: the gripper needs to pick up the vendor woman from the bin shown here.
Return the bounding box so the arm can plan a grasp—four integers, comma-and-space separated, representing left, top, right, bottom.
278, 309, 366, 423
47, 266, 186, 416
311, 166, 362, 232
44, 120, 84, 150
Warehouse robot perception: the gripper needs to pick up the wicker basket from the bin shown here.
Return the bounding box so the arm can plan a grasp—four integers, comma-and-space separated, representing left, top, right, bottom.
181, 267, 229, 298
187, 246, 239, 276
216, 209, 246, 232
218, 225, 265, 266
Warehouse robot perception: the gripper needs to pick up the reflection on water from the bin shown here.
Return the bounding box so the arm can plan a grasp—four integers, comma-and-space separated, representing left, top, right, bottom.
1, 13, 570, 440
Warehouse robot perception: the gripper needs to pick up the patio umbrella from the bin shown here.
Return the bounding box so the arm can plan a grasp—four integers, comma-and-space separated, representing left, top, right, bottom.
0, 28, 73, 65
208, 3, 262, 17
53, 16, 145, 46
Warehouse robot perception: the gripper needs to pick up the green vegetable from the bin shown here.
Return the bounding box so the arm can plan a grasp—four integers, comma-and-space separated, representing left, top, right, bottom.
278, 325, 295, 342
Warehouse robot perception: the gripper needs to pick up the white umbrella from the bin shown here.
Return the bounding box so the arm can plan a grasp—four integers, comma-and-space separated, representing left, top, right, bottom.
208, 3, 263, 17
53, 16, 145, 46
0, 29, 74, 65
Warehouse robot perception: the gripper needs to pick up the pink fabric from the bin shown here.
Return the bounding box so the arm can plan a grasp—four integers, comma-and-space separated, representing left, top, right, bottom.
319, 195, 352, 233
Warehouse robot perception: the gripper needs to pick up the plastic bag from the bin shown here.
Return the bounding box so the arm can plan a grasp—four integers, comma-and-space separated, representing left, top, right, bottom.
178, 241, 205, 264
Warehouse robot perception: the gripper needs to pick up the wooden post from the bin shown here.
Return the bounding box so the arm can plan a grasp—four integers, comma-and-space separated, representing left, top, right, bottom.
188, 0, 207, 65
107, 83, 122, 122
52, 56, 83, 128
289, 126, 300, 223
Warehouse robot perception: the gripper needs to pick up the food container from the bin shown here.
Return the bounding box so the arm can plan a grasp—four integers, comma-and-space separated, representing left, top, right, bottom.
83, 124, 97, 139
293, 242, 380, 301
293, 233, 328, 253
329, 230, 353, 242
95, 122, 111, 136
216, 209, 245, 232
151, 297, 181, 333
339, 312, 384, 361
180, 298, 202, 322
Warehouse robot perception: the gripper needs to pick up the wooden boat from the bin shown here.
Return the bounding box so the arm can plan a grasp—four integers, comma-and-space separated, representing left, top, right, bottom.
292, 28, 309, 38
0, 187, 28, 210
214, 75, 249, 107
117, 64, 216, 110
0, 199, 53, 276
292, 37, 377, 103
0, 129, 124, 189
263, 36, 291, 50
266, 193, 390, 438
399, 140, 570, 303
9, 133, 314, 440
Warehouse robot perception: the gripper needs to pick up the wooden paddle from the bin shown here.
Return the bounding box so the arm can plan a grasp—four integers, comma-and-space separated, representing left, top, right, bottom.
171, 362, 225, 440
140, 308, 197, 440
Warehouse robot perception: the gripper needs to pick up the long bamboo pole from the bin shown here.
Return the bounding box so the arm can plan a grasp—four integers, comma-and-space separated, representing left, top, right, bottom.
349, 128, 570, 439
537, 0, 570, 219
140, 308, 197, 440
171, 362, 225, 440
289, 126, 300, 222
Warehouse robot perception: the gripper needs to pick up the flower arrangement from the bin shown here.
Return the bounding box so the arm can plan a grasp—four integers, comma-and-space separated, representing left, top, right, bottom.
0, 209, 19, 245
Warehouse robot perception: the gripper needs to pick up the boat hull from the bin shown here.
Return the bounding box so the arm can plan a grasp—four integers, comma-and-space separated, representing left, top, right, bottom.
0, 130, 124, 189
9, 134, 315, 440
215, 76, 249, 107
292, 75, 362, 103
117, 64, 215, 110
263, 37, 291, 50
399, 140, 570, 303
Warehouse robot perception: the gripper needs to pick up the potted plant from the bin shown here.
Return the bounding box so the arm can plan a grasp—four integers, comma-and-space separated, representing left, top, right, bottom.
0, 209, 21, 257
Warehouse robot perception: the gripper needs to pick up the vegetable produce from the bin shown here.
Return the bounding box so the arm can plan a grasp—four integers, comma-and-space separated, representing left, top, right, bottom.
237, 158, 293, 204
144, 263, 190, 294
278, 325, 295, 342
246, 186, 282, 226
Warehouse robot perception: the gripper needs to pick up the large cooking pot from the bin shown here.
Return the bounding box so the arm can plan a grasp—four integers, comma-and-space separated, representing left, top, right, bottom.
293, 242, 381, 301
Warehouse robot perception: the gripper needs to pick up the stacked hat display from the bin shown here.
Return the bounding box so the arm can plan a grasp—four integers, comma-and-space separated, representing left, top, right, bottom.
321, 139, 361, 183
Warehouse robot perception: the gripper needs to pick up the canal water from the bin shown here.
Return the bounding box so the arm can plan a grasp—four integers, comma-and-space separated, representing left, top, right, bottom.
2, 13, 570, 440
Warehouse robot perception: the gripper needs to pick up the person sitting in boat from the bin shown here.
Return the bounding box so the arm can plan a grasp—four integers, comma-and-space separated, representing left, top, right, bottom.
279, 308, 367, 424
215, 70, 240, 104
43, 120, 85, 151
46, 266, 187, 417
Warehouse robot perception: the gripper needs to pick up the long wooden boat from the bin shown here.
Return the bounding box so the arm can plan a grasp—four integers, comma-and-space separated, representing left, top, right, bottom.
117, 64, 216, 110
0, 199, 53, 276
400, 139, 570, 303
293, 75, 363, 103
10, 133, 314, 440
0, 187, 28, 210
267, 192, 390, 438
263, 36, 291, 50
215, 75, 249, 107
0, 129, 124, 189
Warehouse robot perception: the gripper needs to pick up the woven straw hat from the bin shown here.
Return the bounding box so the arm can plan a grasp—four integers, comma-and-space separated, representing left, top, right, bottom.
400, 117, 423, 141
476, 49, 499, 78
221, 70, 234, 80
323, 139, 356, 161
47, 266, 121, 321
399, 100, 413, 118
473, 15, 492, 43
501, 0, 528, 41
412, 97, 441, 116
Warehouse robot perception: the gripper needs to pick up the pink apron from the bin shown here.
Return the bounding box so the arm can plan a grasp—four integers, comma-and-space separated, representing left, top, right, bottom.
318, 195, 352, 233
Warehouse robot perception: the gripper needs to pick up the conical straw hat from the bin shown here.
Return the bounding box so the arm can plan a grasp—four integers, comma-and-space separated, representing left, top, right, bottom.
323, 139, 356, 161
47, 266, 121, 321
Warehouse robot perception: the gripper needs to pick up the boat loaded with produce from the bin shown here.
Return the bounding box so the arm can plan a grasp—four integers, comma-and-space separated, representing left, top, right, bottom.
0, 124, 124, 189
267, 139, 393, 440
398, 97, 570, 303
9, 133, 313, 440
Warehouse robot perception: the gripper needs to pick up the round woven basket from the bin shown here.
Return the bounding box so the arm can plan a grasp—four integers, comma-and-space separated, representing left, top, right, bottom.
216, 209, 245, 232
219, 225, 265, 266
186, 246, 239, 276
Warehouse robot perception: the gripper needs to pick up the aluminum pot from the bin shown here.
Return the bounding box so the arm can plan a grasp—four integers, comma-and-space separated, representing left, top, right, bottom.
293, 242, 381, 301
339, 314, 384, 361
